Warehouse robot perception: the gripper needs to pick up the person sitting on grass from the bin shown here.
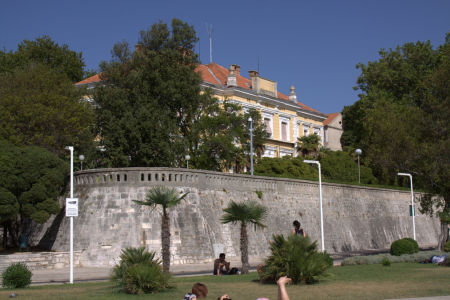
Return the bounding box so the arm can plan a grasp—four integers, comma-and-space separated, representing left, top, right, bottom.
214, 253, 231, 275
183, 282, 208, 300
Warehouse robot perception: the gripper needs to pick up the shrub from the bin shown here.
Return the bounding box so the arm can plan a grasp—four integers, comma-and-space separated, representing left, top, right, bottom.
444, 241, 450, 252
111, 247, 170, 294
341, 250, 445, 266
381, 257, 391, 266
390, 238, 419, 256
261, 234, 331, 284
1, 263, 32, 289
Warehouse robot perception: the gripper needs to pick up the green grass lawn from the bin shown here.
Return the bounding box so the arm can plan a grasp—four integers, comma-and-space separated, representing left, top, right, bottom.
1, 263, 449, 300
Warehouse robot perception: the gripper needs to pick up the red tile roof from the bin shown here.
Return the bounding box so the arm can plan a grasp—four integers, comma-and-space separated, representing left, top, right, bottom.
75, 63, 322, 115
323, 112, 340, 126
75, 73, 102, 86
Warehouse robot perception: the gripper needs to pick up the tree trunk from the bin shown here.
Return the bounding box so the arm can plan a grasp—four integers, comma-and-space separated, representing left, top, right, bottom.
240, 222, 249, 274
161, 210, 171, 273
437, 220, 449, 251
2, 222, 7, 249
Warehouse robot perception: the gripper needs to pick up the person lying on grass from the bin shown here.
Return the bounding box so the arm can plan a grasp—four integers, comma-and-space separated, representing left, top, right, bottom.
183, 282, 208, 300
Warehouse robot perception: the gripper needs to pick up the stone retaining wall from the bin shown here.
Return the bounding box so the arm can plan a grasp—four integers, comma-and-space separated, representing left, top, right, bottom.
0, 251, 82, 274
38, 168, 440, 267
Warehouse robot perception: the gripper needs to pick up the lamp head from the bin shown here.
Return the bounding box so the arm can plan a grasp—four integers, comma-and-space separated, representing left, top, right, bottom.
355, 148, 362, 156
248, 117, 253, 122
79, 154, 85, 161
185, 154, 190, 161
65, 146, 73, 151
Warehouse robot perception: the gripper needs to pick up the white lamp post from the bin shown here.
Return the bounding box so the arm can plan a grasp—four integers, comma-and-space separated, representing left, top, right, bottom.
355, 149, 362, 183
398, 173, 416, 240
185, 154, 190, 169
248, 117, 254, 176
65, 146, 74, 284
304, 159, 324, 252
79, 154, 85, 171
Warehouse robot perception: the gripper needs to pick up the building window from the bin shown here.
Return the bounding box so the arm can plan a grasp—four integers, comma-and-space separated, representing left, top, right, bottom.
264, 118, 272, 136
281, 122, 287, 141
303, 126, 309, 136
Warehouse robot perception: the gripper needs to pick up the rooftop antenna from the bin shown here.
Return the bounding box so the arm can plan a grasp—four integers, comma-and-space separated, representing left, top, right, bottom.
206, 23, 213, 63
258, 56, 260, 73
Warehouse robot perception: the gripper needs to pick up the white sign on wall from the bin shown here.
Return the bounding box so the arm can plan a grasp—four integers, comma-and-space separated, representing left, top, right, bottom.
66, 198, 79, 217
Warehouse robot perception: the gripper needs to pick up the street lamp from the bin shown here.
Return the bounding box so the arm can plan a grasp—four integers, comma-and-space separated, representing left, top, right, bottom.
248, 117, 254, 176
355, 149, 362, 183
79, 155, 85, 171
185, 154, 190, 169
65, 146, 74, 284
303, 159, 324, 252
398, 173, 416, 240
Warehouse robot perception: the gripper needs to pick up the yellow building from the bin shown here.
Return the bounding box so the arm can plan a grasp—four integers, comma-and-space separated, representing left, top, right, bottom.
195, 63, 327, 158
76, 62, 327, 158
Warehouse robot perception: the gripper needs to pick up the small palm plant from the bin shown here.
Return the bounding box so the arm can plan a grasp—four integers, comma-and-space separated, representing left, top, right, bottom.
221, 200, 267, 274
133, 186, 188, 273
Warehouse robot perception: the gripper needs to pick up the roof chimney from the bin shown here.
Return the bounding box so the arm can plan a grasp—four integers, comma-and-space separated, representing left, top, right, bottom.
231, 64, 240, 76
248, 70, 259, 78
288, 85, 297, 101
227, 65, 237, 87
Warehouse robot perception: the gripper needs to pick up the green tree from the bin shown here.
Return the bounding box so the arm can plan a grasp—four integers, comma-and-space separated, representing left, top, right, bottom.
342, 34, 450, 249
133, 186, 188, 273
0, 63, 95, 157
94, 19, 268, 171
191, 102, 268, 172
0, 141, 68, 248
297, 134, 320, 158
221, 200, 267, 274
0, 35, 86, 82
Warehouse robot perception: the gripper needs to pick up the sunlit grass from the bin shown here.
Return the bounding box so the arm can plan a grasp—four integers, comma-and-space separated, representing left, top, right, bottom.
1, 263, 449, 300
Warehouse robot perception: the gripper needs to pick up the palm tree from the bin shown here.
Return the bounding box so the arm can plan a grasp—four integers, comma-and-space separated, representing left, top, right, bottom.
221, 200, 267, 274
133, 186, 188, 273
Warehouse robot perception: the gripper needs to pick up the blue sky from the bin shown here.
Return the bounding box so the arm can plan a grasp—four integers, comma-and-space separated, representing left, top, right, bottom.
1, 0, 449, 114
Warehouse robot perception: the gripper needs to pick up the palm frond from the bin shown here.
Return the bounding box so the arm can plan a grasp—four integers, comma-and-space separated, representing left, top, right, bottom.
132, 186, 188, 211
221, 200, 267, 228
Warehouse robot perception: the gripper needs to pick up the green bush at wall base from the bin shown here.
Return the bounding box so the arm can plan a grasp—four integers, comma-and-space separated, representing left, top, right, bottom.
444, 241, 450, 252
382, 257, 391, 266
390, 238, 419, 256
1, 263, 32, 289
341, 250, 447, 266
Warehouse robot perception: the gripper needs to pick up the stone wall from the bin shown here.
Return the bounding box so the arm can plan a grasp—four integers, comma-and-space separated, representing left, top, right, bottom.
0, 251, 82, 274
40, 168, 440, 267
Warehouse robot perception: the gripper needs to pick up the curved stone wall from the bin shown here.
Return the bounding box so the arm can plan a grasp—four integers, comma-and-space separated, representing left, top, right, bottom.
45, 168, 440, 267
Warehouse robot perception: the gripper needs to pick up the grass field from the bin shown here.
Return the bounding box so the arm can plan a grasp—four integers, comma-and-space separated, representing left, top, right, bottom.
1, 263, 449, 300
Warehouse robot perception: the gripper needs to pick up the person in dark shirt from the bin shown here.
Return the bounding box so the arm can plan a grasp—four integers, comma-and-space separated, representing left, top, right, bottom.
213, 253, 230, 275
292, 220, 306, 237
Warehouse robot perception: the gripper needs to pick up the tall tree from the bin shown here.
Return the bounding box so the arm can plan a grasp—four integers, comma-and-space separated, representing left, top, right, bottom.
0, 35, 86, 82
133, 186, 188, 273
297, 134, 320, 158
0, 141, 68, 248
221, 200, 267, 274
95, 19, 268, 171
0, 63, 95, 156
342, 34, 450, 248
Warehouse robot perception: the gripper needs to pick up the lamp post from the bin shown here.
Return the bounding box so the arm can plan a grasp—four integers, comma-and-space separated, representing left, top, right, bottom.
79, 154, 85, 171
65, 146, 74, 284
355, 149, 362, 183
397, 173, 416, 240
185, 154, 190, 169
304, 159, 324, 252
248, 117, 254, 176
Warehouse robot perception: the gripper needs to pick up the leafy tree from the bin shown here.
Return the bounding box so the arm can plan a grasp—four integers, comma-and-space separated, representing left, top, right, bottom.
0, 141, 68, 248
254, 156, 318, 180
133, 186, 188, 273
0, 35, 86, 82
342, 33, 450, 249
221, 200, 267, 274
297, 134, 320, 158
191, 102, 268, 172
94, 19, 267, 171
0, 63, 95, 156
319, 150, 377, 184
